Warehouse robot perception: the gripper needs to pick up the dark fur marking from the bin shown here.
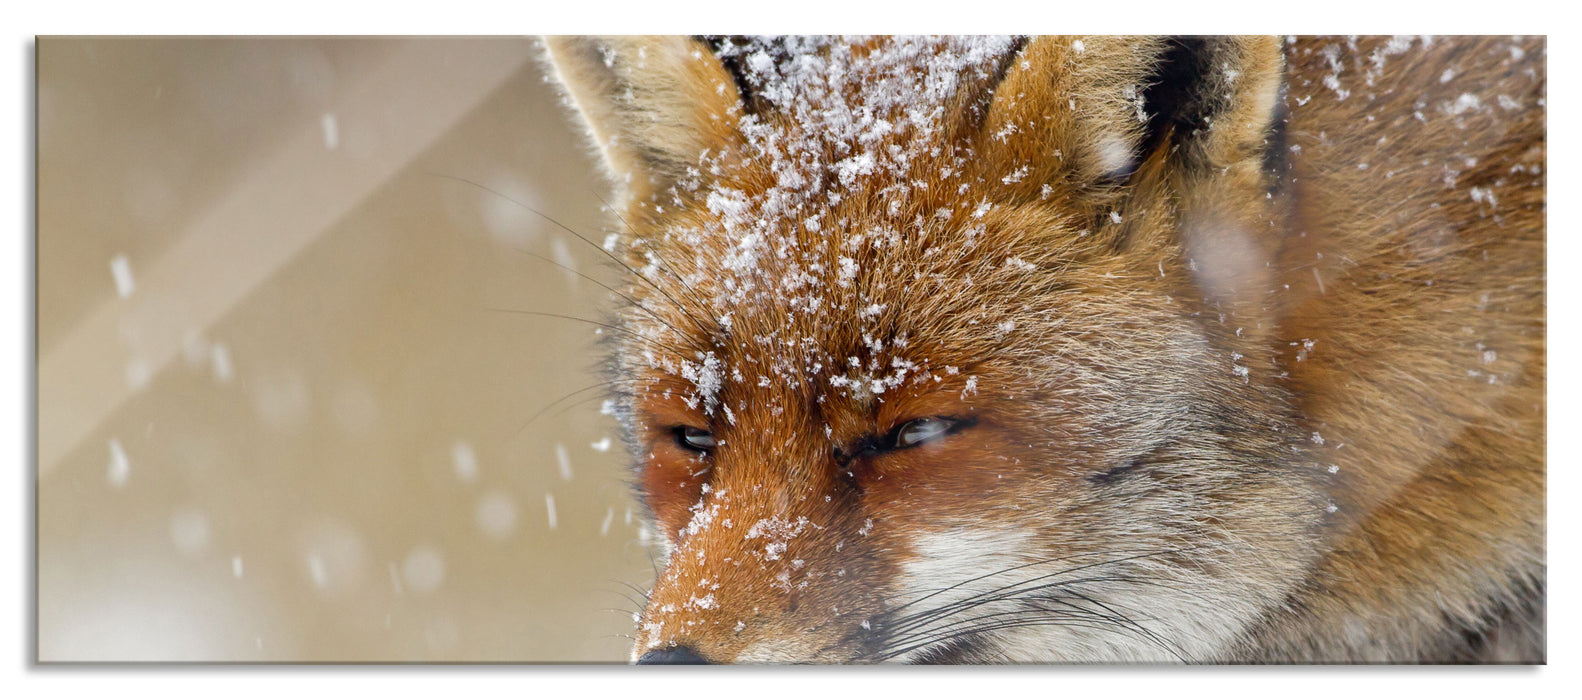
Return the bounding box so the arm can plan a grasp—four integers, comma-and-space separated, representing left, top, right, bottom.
697, 35, 767, 114
1090, 456, 1146, 486
1262, 80, 1292, 191
1136, 36, 1215, 172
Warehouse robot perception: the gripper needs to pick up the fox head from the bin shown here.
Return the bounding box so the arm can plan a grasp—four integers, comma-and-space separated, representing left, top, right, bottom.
545, 36, 1327, 663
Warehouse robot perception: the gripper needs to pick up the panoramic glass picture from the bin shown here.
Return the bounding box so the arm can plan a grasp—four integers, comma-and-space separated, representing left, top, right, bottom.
37, 35, 1544, 664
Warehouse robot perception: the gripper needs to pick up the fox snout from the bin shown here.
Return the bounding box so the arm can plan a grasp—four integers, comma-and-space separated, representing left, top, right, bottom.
631, 472, 890, 664
634, 646, 708, 664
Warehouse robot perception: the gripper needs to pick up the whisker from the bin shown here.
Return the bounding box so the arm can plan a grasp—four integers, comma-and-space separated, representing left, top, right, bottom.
874, 581, 1191, 662
880, 574, 1171, 654
589, 189, 722, 328
615, 579, 652, 604
484, 307, 696, 361
881, 600, 1125, 651
871, 547, 1214, 663
543, 392, 625, 425
433, 173, 713, 334
507, 247, 691, 338
872, 618, 1137, 663
1036, 590, 1187, 661
586, 584, 648, 616
881, 547, 1204, 637
514, 379, 625, 435
881, 548, 1144, 617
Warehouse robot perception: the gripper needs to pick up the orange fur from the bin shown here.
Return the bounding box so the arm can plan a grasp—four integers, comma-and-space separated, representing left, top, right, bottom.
545, 35, 1544, 663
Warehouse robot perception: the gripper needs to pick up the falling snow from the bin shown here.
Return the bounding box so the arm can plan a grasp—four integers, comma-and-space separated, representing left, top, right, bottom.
555, 442, 574, 481
321, 113, 340, 150
109, 254, 135, 298
209, 342, 234, 384
452, 441, 479, 484
401, 546, 447, 594
107, 438, 130, 488
475, 491, 519, 540
168, 508, 211, 556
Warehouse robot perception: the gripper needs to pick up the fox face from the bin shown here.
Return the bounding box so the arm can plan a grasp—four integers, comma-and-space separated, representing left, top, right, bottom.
545, 36, 1545, 663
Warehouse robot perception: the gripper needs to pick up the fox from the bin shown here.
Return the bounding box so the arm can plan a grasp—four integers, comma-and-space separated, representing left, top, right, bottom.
541, 35, 1545, 663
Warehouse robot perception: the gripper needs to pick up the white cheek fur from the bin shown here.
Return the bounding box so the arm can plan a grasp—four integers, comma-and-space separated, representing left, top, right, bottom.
886, 525, 1264, 663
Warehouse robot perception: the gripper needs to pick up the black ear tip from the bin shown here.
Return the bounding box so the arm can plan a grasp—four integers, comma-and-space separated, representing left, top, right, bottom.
636, 645, 712, 664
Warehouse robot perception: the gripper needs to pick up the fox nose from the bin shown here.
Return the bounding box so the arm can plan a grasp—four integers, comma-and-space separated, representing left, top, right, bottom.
635, 645, 711, 665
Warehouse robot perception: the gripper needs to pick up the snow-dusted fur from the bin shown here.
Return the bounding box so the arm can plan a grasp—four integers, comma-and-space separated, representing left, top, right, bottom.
542, 36, 1545, 664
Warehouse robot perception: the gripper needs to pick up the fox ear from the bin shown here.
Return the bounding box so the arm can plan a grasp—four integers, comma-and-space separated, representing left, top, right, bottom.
543, 36, 747, 203
982, 36, 1284, 197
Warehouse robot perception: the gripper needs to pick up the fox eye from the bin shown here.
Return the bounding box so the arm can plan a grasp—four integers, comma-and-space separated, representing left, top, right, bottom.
674, 426, 716, 453
893, 417, 957, 449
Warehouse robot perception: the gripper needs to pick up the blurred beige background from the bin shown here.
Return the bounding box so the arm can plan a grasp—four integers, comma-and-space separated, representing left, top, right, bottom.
37, 37, 654, 662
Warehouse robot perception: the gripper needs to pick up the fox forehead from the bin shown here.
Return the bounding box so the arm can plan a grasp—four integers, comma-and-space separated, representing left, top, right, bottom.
617, 200, 1088, 429
598, 37, 1164, 423
604, 36, 1209, 471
